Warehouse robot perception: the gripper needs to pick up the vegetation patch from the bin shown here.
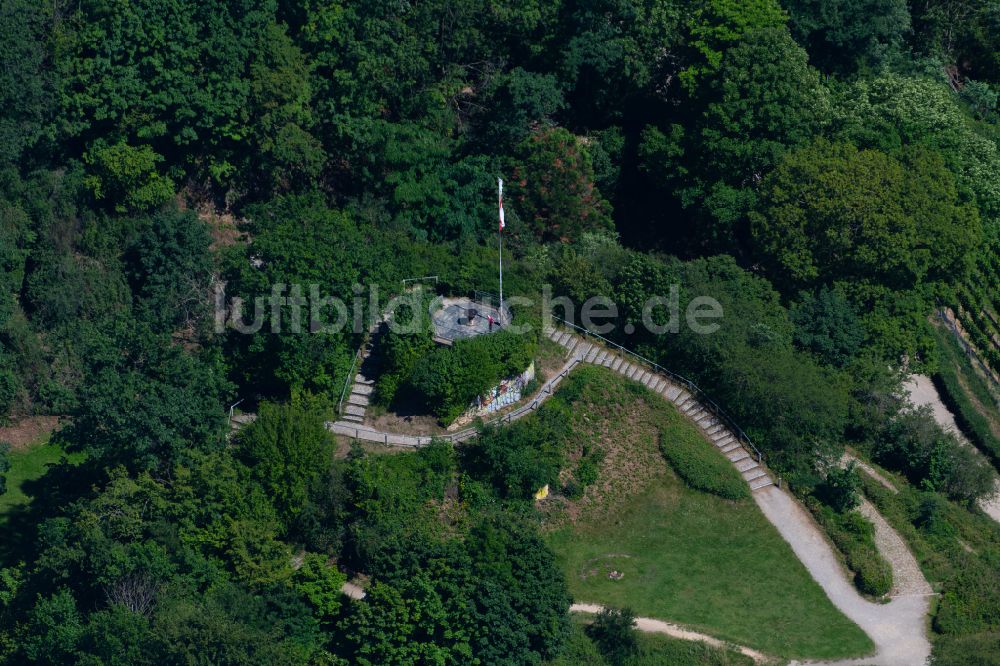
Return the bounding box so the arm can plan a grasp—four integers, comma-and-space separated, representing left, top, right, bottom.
0, 439, 84, 519
658, 426, 749, 501
930, 321, 1000, 468
806, 497, 893, 597
859, 472, 1000, 664
548, 614, 754, 666
391, 327, 536, 424
542, 369, 872, 659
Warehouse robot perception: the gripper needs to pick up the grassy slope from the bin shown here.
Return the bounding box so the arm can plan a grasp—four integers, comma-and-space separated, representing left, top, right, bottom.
0, 438, 84, 518
930, 321, 1000, 467
544, 366, 873, 660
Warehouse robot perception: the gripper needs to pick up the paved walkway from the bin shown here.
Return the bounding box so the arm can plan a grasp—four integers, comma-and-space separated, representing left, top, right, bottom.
756, 486, 932, 666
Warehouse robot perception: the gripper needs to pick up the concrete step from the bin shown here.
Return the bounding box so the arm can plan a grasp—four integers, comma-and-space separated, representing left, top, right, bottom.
695, 413, 714, 426
354, 375, 375, 386
681, 401, 700, 414
611, 357, 624, 372
348, 394, 369, 407
705, 424, 724, 437
595, 350, 609, 365
665, 386, 682, 401
557, 331, 571, 346
625, 365, 639, 379
547, 328, 560, 341
602, 353, 615, 368
652, 378, 667, 392
720, 441, 742, 454
743, 468, 768, 483
642, 373, 656, 387
352, 384, 374, 396
716, 437, 736, 451
750, 476, 773, 491
343, 413, 364, 423
735, 458, 758, 473
344, 404, 366, 418
585, 347, 599, 363
674, 392, 691, 407
710, 429, 729, 442
727, 449, 750, 463
566, 337, 579, 354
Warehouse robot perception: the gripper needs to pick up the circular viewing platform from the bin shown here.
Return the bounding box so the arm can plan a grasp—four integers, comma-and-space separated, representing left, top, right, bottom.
431, 296, 511, 345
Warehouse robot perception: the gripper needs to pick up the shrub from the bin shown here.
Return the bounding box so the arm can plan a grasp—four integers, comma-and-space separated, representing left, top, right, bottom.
575, 450, 604, 488
410, 329, 536, 423
816, 463, 861, 513
872, 408, 995, 505
586, 607, 637, 666
809, 499, 893, 597
374, 293, 435, 407
930, 632, 1000, 666
462, 418, 564, 499
658, 427, 750, 501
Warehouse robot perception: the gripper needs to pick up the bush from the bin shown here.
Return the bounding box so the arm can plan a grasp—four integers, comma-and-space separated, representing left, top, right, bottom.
816, 463, 861, 513
658, 427, 750, 501
930, 632, 1000, 666
872, 408, 995, 505
410, 329, 535, 423
374, 293, 435, 407
586, 607, 638, 666
0, 441, 9, 495
809, 499, 893, 597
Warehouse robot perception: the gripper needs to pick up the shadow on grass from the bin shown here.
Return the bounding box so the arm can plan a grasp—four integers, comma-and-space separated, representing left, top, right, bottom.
0, 457, 98, 567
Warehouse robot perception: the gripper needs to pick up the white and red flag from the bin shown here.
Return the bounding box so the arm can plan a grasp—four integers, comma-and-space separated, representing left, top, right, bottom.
498, 178, 505, 231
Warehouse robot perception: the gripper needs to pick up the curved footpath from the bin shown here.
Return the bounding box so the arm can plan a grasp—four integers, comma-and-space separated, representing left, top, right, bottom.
330, 326, 932, 665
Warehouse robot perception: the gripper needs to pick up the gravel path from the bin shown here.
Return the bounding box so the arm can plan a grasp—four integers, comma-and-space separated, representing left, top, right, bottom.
904, 374, 1000, 524
840, 453, 896, 492
857, 499, 932, 597
570, 603, 771, 664
755, 486, 932, 666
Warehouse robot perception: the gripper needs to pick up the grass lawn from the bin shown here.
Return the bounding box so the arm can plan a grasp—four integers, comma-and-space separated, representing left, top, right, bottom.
544, 367, 873, 660
0, 438, 84, 518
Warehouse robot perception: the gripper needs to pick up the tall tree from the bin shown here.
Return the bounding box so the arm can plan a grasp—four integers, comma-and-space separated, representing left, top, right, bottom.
785, 0, 911, 72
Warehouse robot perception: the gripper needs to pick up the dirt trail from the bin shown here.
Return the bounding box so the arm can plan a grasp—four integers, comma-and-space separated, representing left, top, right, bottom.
570, 603, 772, 664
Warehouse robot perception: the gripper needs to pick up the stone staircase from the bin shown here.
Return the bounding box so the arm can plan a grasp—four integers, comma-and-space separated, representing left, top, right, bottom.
342, 339, 378, 425
547, 327, 774, 492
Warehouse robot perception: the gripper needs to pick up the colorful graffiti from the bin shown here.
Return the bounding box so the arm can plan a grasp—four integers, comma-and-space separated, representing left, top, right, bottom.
464, 363, 535, 419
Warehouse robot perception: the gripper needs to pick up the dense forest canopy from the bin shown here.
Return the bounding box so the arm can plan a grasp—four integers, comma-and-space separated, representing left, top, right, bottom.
1, 0, 999, 663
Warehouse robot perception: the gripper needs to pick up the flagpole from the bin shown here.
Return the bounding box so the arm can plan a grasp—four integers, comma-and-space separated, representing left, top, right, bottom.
498, 178, 504, 324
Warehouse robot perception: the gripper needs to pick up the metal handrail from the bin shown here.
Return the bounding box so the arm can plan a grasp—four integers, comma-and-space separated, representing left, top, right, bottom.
337, 345, 364, 417
548, 316, 765, 463
402, 275, 439, 286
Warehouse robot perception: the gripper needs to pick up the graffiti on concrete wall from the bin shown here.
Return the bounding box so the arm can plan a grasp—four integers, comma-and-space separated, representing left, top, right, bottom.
452, 363, 535, 427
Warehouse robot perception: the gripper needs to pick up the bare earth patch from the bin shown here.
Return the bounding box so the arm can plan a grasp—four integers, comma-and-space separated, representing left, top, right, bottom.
0, 416, 64, 450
